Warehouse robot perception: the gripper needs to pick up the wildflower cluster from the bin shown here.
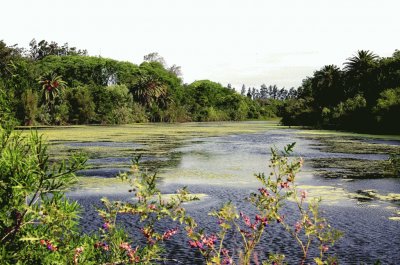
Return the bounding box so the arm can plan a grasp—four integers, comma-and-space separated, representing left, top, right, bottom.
73, 246, 84, 265
92, 155, 199, 264
186, 143, 342, 265
120, 242, 140, 263
94, 241, 109, 251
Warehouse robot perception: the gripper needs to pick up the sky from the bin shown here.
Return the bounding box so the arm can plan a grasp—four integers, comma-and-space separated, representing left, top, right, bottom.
1, 0, 399, 90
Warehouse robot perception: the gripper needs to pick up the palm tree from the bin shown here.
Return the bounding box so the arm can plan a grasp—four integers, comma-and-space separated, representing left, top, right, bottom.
343, 50, 379, 100
131, 74, 167, 107
39, 73, 67, 122
39, 73, 67, 104
312, 65, 344, 107
344, 50, 378, 73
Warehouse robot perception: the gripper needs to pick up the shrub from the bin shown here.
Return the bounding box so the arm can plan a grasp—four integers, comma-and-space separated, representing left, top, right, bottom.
0, 127, 86, 264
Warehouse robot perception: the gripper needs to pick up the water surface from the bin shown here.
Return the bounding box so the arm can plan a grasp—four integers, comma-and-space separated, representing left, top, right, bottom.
43, 122, 400, 264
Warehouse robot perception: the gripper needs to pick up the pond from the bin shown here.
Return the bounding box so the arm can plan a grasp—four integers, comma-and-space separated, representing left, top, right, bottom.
38, 121, 400, 264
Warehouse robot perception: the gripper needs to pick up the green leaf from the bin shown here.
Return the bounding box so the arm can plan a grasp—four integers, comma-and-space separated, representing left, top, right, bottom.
19, 237, 40, 241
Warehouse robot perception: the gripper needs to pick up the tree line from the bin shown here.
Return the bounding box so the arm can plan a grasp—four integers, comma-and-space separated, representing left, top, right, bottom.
0, 39, 287, 126
2, 39, 398, 133
280, 50, 400, 134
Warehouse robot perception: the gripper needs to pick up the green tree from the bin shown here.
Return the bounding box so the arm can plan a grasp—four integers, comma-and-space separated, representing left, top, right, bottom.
312, 65, 344, 108
331, 94, 368, 130
344, 50, 379, 101
21, 89, 39, 126
143, 52, 166, 66
39, 73, 67, 124
131, 74, 168, 107
373, 88, 400, 133
64, 86, 96, 124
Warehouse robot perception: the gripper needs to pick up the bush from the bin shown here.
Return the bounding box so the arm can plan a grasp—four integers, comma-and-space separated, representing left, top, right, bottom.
0, 127, 86, 264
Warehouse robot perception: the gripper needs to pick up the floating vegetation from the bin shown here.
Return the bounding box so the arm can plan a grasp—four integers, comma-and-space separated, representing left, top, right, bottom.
150, 193, 208, 202
309, 158, 393, 179
297, 130, 400, 179
297, 129, 400, 142
25, 122, 280, 159
298, 132, 400, 155
351, 190, 400, 204
26, 122, 280, 190
289, 185, 350, 205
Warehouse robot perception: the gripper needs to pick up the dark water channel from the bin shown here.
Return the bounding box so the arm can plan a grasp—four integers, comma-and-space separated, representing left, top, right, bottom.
67, 129, 400, 264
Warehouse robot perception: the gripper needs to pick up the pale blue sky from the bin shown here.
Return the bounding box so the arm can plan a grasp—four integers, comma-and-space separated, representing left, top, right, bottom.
1, 0, 399, 89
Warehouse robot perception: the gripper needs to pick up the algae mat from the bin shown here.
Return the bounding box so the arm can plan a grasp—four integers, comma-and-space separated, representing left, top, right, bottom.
25, 121, 282, 189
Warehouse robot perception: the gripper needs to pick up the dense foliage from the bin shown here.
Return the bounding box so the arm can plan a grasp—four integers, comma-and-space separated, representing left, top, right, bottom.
280, 50, 400, 133
0, 39, 281, 125
2, 39, 398, 133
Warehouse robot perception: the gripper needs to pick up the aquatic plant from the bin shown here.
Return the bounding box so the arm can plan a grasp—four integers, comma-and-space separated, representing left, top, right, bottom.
387, 153, 400, 177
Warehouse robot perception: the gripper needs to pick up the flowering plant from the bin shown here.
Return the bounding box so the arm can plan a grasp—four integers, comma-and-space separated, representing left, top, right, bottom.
90, 155, 199, 264
184, 143, 342, 265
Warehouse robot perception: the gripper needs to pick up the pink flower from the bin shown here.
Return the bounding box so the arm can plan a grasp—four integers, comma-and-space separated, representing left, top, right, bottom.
46, 242, 57, 251
322, 245, 329, 252
95, 242, 109, 251
258, 188, 269, 196
240, 212, 252, 227
102, 222, 111, 230
186, 227, 193, 236
220, 248, 229, 256
188, 240, 205, 250
188, 240, 197, 248
255, 215, 268, 226
280, 182, 289, 189
204, 234, 217, 248
75, 247, 84, 253
73, 247, 84, 265
295, 221, 302, 233
162, 227, 178, 240
222, 257, 233, 264
240, 229, 252, 238
276, 215, 285, 223
301, 190, 308, 199
120, 242, 131, 251
102, 242, 109, 251
197, 241, 204, 250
